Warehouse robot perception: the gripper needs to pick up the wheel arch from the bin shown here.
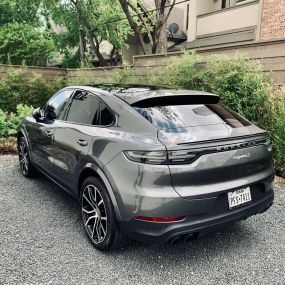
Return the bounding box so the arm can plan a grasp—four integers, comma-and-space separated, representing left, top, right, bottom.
78, 164, 122, 221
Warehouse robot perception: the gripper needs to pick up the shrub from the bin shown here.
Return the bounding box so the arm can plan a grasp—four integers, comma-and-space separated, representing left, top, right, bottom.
0, 23, 54, 66
266, 89, 285, 173
111, 65, 139, 85
147, 52, 204, 89
0, 104, 34, 137
0, 67, 66, 112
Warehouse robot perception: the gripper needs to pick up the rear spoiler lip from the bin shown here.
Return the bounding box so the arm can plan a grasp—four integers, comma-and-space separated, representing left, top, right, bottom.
175, 132, 269, 146
130, 94, 220, 108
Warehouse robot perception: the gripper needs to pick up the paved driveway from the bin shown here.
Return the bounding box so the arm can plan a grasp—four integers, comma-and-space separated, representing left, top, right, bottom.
1, 155, 285, 285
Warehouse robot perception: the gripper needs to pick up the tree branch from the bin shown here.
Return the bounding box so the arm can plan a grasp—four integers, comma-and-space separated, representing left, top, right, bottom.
127, 1, 154, 47
118, 0, 148, 54
88, 30, 108, 66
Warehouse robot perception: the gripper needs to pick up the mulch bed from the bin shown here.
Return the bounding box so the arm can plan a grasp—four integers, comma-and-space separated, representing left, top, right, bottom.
274, 176, 285, 185
0, 137, 17, 155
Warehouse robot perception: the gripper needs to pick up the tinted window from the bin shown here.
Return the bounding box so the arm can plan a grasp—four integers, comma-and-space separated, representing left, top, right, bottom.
66, 91, 100, 125
99, 103, 114, 126
134, 104, 251, 129
46, 89, 73, 120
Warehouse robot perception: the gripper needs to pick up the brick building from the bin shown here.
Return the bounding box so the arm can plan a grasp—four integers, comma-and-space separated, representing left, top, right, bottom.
260, 0, 285, 40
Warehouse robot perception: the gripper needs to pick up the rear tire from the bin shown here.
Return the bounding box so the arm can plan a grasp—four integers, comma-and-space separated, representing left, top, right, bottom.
18, 136, 38, 178
80, 176, 130, 251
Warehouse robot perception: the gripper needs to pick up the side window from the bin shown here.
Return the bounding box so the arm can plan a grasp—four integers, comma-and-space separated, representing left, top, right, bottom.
99, 102, 114, 126
66, 91, 100, 125
46, 89, 73, 120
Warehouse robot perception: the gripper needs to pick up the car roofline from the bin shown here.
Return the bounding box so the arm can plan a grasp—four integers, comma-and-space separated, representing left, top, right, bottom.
61, 85, 220, 106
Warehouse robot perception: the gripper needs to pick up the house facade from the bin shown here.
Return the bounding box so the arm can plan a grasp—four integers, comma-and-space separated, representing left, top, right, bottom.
122, 0, 285, 62
177, 0, 285, 50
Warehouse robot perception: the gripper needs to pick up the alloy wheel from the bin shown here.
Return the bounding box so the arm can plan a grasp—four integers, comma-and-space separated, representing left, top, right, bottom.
19, 139, 29, 175
81, 184, 108, 244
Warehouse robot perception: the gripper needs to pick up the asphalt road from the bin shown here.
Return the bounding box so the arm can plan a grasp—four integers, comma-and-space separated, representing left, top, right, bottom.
1, 155, 285, 285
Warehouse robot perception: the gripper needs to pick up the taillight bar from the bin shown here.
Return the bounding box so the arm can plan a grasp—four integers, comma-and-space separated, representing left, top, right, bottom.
124, 150, 197, 165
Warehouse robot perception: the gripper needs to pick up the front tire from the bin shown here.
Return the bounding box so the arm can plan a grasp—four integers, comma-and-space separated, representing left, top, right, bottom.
80, 176, 129, 251
18, 136, 37, 178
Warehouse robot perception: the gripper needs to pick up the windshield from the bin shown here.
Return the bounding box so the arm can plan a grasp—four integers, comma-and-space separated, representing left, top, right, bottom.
134, 104, 251, 129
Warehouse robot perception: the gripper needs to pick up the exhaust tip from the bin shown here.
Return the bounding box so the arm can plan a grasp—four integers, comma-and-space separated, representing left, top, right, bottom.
184, 233, 199, 243
169, 233, 199, 246
170, 236, 181, 246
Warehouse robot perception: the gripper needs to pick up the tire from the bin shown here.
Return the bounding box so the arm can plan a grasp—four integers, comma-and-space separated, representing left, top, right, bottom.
18, 136, 38, 178
80, 176, 130, 251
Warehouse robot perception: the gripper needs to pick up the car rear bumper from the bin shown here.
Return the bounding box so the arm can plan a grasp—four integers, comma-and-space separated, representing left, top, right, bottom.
119, 187, 274, 246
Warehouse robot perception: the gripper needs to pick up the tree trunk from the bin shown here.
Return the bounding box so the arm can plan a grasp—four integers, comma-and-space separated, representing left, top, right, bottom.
87, 31, 107, 67
156, 19, 168, 53
79, 28, 85, 67
118, 0, 148, 54
153, 0, 170, 54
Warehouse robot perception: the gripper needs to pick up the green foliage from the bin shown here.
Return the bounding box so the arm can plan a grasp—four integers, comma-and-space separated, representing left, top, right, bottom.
147, 52, 204, 89
265, 89, 285, 173
60, 50, 81, 69
111, 65, 137, 84
0, 0, 42, 26
202, 55, 272, 125
0, 23, 54, 66
113, 53, 285, 173
46, 0, 131, 67
0, 67, 66, 112
0, 104, 34, 137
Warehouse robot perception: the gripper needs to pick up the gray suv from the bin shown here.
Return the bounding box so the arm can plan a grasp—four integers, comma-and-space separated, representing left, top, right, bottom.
18, 85, 274, 251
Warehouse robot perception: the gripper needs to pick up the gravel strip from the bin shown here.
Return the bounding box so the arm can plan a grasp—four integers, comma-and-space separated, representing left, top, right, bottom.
0, 155, 285, 285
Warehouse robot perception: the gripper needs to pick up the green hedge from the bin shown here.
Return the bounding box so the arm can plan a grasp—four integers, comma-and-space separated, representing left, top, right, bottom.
0, 104, 34, 137
113, 53, 285, 174
0, 67, 66, 113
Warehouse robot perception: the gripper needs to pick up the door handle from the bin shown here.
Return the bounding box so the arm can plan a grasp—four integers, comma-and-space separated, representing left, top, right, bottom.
77, 139, 88, 146
44, 130, 53, 137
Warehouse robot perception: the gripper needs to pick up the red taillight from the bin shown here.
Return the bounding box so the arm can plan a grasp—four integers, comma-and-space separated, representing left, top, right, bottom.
134, 216, 185, 223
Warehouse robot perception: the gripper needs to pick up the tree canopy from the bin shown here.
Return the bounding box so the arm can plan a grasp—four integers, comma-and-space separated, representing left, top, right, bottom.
0, 0, 176, 67
0, 23, 54, 66
46, 0, 131, 67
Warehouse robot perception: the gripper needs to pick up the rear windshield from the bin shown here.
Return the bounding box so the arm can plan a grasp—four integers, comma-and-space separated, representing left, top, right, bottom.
134, 104, 251, 129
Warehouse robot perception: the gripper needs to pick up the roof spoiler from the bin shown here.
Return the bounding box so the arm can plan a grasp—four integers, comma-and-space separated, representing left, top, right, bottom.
131, 94, 220, 108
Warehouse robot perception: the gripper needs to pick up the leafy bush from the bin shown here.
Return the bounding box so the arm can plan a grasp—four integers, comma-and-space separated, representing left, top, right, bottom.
113, 52, 285, 174
0, 67, 66, 112
265, 89, 285, 173
111, 65, 140, 85
0, 23, 54, 66
0, 104, 34, 137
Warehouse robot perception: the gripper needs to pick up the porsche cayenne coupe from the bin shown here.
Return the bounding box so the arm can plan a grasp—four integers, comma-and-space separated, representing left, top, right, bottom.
18, 85, 274, 251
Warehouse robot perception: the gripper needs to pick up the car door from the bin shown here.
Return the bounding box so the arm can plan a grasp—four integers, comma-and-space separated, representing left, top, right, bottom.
27, 89, 74, 176
51, 90, 102, 191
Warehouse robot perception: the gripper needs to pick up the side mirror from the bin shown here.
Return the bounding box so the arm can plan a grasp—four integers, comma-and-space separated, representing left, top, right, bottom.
45, 105, 56, 121
33, 107, 46, 122
33, 107, 42, 121
33, 105, 55, 123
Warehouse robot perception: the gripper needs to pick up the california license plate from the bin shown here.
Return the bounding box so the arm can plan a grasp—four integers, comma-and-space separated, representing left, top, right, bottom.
227, 187, 252, 210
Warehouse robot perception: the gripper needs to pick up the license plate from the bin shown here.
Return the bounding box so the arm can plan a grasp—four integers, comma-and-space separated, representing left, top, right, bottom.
227, 187, 252, 210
